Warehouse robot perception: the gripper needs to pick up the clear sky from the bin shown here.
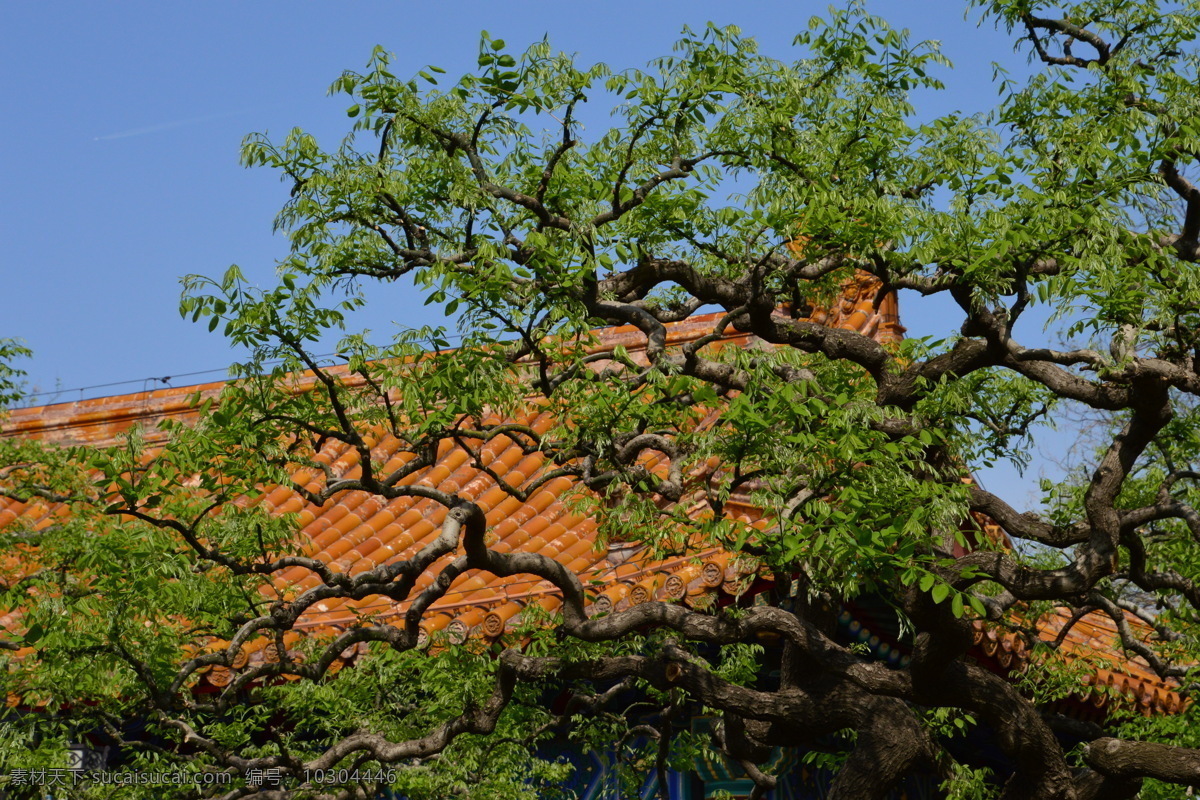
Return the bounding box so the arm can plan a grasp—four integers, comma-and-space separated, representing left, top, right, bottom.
2, 1, 1062, 505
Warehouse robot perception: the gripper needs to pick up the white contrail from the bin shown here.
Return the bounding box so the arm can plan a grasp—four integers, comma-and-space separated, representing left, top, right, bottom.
93, 110, 244, 141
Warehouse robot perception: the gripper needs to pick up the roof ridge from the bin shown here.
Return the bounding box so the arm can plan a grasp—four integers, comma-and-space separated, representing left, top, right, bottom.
1, 284, 905, 447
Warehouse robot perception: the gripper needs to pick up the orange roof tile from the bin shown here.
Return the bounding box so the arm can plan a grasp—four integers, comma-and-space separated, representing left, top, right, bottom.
971, 608, 1187, 715
1, 279, 1178, 715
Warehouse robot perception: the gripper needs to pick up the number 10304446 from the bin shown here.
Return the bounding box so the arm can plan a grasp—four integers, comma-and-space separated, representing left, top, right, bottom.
303, 768, 397, 785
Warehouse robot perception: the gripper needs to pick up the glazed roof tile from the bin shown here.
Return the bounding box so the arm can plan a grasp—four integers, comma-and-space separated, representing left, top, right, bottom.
2, 303, 823, 680
972, 608, 1186, 715
1, 280, 1181, 715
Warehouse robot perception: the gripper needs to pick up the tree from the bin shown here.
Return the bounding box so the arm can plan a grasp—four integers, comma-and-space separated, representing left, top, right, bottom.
5, 1, 1200, 797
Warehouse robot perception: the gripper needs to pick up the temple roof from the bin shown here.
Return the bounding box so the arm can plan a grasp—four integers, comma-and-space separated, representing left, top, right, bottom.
0, 281, 1181, 715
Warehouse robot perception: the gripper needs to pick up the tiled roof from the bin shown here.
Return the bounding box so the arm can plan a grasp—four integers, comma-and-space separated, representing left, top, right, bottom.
0, 278, 1182, 716
0, 308, 787, 679
971, 609, 1186, 716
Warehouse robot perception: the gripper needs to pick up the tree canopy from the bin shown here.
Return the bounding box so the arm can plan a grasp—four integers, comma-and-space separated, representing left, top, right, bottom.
5, 1, 1200, 798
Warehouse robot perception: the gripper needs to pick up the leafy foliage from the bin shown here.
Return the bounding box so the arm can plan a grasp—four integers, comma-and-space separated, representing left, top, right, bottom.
6, 2, 1200, 798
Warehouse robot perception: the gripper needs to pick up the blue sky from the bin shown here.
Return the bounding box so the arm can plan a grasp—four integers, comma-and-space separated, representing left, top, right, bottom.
2, 1, 1064, 505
